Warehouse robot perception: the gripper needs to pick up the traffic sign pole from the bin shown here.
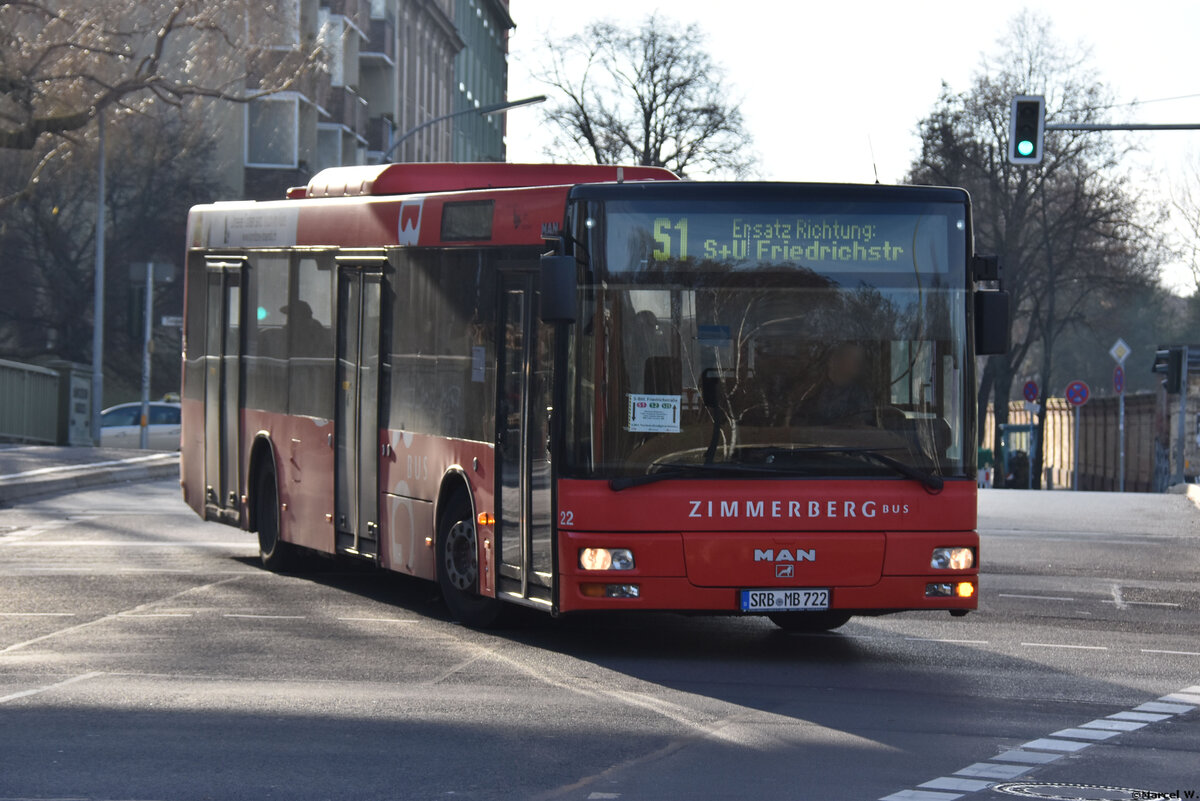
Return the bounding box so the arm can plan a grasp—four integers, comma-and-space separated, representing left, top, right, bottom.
1065, 381, 1090, 491
1115, 367, 1126, 493
1110, 341, 1129, 493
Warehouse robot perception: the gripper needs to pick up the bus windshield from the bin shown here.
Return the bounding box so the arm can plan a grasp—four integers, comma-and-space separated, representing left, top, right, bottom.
565, 195, 972, 482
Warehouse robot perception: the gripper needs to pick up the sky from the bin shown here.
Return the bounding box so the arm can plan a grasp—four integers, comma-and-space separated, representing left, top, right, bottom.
502, 1, 1200, 294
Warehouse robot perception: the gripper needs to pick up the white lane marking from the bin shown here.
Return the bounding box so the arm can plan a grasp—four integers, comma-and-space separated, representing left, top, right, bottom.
0, 671, 104, 705
1049, 727, 1120, 741
990, 750, 1062, 764
0, 576, 242, 654
880, 791, 965, 801
587, 794, 622, 800
998, 593, 1075, 601
880, 681, 1200, 801
0, 612, 75, 617
337, 617, 418, 623
223, 614, 305, 620
117, 613, 195, 618
1141, 649, 1200, 656
1020, 642, 1107, 651
1079, 718, 1146, 732
1136, 701, 1194, 714
1108, 711, 1171, 722
1019, 738, 1092, 752
904, 638, 989, 644
955, 763, 1033, 779
919, 777, 994, 792
1100, 600, 1181, 607
1110, 584, 1128, 610
0, 453, 173, 480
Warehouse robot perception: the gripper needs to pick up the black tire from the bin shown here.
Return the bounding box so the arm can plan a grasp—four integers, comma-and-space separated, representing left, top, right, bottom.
768, 611, 853, 632
255, 462, 296, 571
437, 491, 501, 628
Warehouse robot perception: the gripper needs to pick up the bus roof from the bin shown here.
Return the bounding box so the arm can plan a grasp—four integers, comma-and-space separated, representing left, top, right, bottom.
294, 163, 679, 199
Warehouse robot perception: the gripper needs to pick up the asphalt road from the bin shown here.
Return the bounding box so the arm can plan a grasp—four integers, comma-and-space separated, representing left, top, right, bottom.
1, 480, 1198, 801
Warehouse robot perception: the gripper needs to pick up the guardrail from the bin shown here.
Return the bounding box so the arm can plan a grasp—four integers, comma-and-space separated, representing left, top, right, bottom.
0, 359, 61, 444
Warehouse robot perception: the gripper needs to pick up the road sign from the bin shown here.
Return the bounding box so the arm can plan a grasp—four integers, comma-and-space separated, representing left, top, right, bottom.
1065, 380, 1090, 407
1113, 365, 1125, 394
1023, 381, 1039, 403
1109, 338, 1130, 365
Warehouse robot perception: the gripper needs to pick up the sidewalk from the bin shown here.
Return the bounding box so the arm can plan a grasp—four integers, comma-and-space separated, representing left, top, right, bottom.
0, 445, 180, 505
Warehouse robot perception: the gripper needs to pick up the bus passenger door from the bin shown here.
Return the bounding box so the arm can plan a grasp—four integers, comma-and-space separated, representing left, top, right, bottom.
496, 271, 555, 607
202, 258, 243, 519
334, 259, 384, 559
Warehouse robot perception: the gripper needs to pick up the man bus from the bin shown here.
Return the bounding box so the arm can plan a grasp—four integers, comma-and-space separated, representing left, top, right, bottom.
181, 162, 1007, 629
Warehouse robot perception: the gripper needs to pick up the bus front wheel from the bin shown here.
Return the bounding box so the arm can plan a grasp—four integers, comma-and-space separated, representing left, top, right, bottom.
768, 611, 852, 632
255, 463, 296, 571
437, 492, 501, 628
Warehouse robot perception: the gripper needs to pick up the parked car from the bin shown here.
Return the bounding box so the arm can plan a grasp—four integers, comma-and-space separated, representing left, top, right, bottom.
100, 402, 181, 450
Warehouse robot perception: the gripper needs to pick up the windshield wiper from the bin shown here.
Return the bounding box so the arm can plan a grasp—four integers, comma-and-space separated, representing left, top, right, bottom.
760, 446, 944, 492
609, 461, 814, 491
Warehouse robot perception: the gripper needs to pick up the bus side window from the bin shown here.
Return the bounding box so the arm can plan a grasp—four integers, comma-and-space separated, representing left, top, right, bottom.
289, 255, 335, 419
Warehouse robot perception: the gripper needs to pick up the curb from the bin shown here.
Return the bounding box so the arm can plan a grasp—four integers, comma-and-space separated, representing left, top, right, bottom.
0, 454, 180, 505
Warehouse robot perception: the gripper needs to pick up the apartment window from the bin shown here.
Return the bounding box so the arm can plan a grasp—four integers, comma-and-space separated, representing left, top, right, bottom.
246, 97, 299, 168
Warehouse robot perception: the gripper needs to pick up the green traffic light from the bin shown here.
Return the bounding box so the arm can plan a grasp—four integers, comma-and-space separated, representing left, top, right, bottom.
1016, 139, 1034, 157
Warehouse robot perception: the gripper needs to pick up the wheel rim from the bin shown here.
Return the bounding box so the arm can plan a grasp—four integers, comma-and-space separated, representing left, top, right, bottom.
443, 519, 478, 592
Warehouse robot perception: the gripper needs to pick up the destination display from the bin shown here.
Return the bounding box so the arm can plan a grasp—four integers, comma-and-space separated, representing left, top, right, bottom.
605, 202, 958, 274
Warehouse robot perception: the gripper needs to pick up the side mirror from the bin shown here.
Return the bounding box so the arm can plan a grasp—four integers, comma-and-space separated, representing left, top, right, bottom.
539, 254, 576, 323
974, 291, 1010, 356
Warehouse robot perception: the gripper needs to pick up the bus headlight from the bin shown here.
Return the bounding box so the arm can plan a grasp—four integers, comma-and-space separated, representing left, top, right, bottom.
579, 548, 635, 571
931, 547, 974, 570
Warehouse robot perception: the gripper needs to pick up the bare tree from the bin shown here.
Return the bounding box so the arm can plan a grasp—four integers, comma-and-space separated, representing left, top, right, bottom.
908, 12, 1166, 487
536, 14, 754, 178
0, 101, 219, 394
0, 0, 323, 203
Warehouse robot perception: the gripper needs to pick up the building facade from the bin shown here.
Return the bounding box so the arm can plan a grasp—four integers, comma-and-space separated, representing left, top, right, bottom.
451, 0, 513, 162
232, 0, 507, 201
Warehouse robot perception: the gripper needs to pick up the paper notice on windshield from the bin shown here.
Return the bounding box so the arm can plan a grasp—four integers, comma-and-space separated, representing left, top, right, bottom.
628, 394, 681, 433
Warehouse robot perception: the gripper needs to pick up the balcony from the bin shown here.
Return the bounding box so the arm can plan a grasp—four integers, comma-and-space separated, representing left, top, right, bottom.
322, 0, 370, 33
362, 16, 396, 64
247, 47, 331, 109
328, 86, 368, 139
366, 115, 396, 155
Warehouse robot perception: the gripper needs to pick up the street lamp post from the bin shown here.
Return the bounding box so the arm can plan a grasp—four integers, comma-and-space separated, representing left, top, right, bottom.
381, 94, 546, 163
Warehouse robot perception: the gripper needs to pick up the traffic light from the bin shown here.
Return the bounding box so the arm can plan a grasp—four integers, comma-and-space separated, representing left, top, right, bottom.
1008, 95, 1045, 165
1166, 347, 1183, 394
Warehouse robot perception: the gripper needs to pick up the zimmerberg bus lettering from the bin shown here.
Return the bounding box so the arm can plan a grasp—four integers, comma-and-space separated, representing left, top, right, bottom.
686, 499, 910, 519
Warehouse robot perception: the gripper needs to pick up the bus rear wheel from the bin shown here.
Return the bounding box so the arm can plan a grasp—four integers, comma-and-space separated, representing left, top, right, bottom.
768, 611, 852, 632
255, 463, 296, 571
437, 492, 501, 628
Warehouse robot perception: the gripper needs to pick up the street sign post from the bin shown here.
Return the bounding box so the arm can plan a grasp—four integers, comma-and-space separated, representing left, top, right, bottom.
1110, 339, 1129, 492
1065, 381, 1089, 491
1023, 381, 1039, 403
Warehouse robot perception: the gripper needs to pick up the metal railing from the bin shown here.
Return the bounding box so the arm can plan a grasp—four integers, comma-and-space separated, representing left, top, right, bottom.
0, 359, 60, 444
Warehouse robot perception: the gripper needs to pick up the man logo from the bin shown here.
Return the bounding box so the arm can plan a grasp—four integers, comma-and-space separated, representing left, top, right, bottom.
775, 564, 795, 579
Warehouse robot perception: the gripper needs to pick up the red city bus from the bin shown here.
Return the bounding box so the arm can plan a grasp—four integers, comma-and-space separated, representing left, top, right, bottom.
181, 163, 1007, 629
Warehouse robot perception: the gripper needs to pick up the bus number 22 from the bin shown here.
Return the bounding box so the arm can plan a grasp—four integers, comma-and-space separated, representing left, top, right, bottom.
559, 510, 574, 526
652, 217, 688, 262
